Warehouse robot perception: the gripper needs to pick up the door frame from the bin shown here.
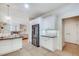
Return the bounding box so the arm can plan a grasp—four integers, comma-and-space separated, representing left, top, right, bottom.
62, 19, 65, 49
62, 16, 79, 50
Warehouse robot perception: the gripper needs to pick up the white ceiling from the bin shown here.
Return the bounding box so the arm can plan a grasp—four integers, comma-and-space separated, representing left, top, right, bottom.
0, 3, 67, 20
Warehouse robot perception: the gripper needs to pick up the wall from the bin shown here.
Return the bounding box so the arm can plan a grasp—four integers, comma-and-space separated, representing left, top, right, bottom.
54, 4, 79, 50
28, 15, 58, 51
28, 17, 42, 43
40, 4, 79, 51
28, 4, 79, 51
0, 5, 27, 25
0, 5, 28, 34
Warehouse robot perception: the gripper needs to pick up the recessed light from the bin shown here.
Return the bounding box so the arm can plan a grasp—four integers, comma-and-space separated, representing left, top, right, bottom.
24, 4, 29, 9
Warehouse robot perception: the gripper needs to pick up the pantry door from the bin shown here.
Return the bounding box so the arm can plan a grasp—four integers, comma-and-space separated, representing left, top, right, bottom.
76, 20, 79, 45
64, 19, 77, 44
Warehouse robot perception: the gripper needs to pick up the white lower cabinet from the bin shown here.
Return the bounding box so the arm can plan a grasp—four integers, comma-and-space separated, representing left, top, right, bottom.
12, 38, 22, 49
0, 38, 22, 55
40, 37, 56, 51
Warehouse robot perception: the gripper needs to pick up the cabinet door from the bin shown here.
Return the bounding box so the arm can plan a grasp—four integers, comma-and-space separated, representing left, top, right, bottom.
40, 37, 56, 51
42, 16, 56, 30
64, 19, 77, 44
16, 25, 20, 31
45, 38, 56, 51
12, 38, 22, 49
40, 37, 47, 47
0, 40, 12, 55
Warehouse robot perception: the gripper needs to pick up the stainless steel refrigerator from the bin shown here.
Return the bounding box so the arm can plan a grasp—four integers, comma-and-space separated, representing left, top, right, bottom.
32, 24, 40, 47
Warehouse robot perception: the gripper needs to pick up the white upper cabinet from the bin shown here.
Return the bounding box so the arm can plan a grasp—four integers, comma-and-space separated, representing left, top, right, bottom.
9, 24, 20, 31
41, 15, 57, 30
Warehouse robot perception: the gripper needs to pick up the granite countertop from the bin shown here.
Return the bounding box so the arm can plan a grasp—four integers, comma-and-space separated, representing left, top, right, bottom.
41, 35, 56, 38
0, 36, 22, 40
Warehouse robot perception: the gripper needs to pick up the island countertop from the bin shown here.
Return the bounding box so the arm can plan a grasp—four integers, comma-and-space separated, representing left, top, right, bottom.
41, 35, 56, 38
0, 36, 22, 40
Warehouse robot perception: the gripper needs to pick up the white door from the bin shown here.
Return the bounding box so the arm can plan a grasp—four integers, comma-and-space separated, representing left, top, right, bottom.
64, 19, 77, 44
76, 20, 79, 45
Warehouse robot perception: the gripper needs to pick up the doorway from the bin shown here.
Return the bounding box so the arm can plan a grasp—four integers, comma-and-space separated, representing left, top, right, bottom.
62, 16, 79, 55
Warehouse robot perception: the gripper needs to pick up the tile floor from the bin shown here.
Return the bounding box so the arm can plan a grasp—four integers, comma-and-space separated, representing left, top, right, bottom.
3, 39, 79, 56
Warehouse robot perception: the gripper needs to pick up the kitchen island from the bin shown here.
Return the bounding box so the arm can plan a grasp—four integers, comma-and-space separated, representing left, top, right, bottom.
0, 36, 22, 55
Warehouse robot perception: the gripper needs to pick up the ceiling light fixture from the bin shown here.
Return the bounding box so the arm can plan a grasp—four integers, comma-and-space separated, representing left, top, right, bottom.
5, 16, 11, 20
24, 4, 29, 9
5, 4, 11, 20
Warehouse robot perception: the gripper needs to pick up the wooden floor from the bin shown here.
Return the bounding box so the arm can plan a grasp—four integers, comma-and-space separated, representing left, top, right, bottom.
63, 42, 79, 56
22, 39, 79, 56
22, 39, 28, 45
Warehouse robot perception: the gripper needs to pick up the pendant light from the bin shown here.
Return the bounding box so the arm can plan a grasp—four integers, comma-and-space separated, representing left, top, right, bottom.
5, 4, 11, 20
